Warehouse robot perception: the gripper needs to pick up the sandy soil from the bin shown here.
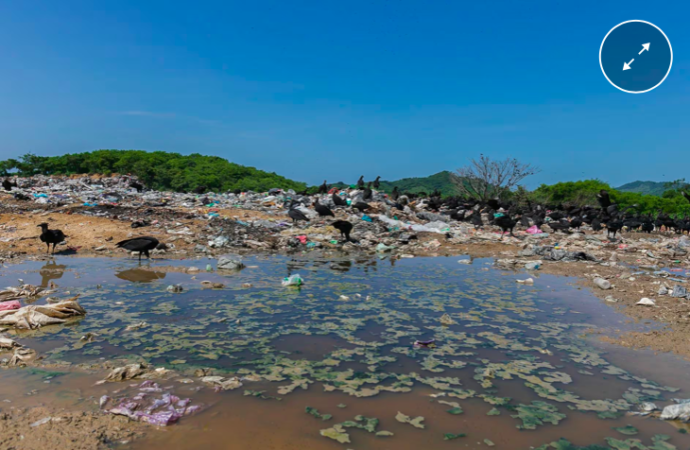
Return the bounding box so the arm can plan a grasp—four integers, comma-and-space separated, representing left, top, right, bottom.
0, 406, 145, 450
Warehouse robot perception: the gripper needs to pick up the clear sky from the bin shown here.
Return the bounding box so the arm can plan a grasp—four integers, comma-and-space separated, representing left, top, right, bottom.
0, 1, 687, 187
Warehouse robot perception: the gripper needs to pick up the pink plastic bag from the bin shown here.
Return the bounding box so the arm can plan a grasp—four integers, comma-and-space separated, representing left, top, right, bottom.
0, 301, 21, 312
526, 225, 540, 234
297, 235, 308, 244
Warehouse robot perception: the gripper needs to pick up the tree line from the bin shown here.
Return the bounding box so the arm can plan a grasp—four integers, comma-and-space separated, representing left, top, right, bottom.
0, 150, 307, 193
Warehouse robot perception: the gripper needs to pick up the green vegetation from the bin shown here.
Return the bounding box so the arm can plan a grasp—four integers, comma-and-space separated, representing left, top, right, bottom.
0, 150, 307, 193
332, 171, 457, 196
617, 180, 668, 196
532, 179, 690, 216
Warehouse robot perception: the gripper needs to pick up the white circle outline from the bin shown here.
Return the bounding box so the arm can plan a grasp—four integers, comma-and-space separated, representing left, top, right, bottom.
599, 20, 673, 94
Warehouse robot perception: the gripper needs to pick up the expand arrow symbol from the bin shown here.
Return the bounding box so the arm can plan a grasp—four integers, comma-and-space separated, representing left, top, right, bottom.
638, 43, 650, 54
623, 58, 634, 71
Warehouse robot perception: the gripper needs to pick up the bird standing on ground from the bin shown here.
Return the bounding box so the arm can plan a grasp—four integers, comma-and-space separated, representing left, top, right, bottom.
38, 223, 66, 255
116, 236, 160, 261
2, 178, 17, 191
494, 214, 517, 239
357, 176, 364, 189
373, 176, 381, 189
363, 182, 373, 201
353, 202, 370, 213
332, 192, 347, 207
331, 220, 353, 242
318, 180, 328, 194
391, 186, 399, 201
288, 203, 310, 224
314, 199, 334, 217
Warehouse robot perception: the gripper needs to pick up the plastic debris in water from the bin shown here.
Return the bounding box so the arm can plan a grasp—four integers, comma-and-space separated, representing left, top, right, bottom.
102, 381, 201, 426
282, 274, 303, 286
413, 339, 436, 349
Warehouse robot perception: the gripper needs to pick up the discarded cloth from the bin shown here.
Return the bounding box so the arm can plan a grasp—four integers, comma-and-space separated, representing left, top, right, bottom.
0, 298, 86, 329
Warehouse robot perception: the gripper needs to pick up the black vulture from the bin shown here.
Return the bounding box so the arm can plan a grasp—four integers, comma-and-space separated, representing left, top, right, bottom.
332, 193, 348, 207
116, 236, 160, 260
129, 180, 144, 192
314, 200, 334, 217
470, 212, 483, 229
357, 176, 364, 189
606, 220, 624, 238
373, 176, 381, 189
494, 215, 517, 239
2, 178, 17, 191
352, 202, 370, 212
288, 207, 310, 223
193, 186, 207, 194
37, 223, 66, 254
318, 180, 328, 194
331, 220, 353, 242
391, 186, 399, 201
597, 190, 612, 209
363, 182, 372, 201
547, 221, 571, 234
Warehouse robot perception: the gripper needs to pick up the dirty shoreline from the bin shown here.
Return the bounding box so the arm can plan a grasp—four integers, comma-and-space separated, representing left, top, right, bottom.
2, 199, 688, 360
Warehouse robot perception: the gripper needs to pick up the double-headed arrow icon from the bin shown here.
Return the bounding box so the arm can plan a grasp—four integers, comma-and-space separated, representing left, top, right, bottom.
623, 43, 650, 70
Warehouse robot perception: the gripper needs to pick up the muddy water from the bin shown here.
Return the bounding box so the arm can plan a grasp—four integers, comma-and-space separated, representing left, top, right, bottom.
1, 256, 690, 449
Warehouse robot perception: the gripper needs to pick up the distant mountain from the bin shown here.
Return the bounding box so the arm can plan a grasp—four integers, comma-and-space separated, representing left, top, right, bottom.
332, 171, 458, 196
616, 180, 668, 196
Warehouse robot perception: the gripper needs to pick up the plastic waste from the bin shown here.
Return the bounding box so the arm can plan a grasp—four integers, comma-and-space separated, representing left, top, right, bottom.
282, 274, 303, 286
593, 278, 611, 290
376, 243, 395, 253
526, 225, 541, 234
413, 339, 436, 348
361, 215, 373, 222
636, 297, 656, 306
524, 261, 541, 270
516, 278, 534, 285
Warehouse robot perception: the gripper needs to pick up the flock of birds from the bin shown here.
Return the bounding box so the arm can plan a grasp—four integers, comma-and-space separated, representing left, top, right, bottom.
15, 174, 690, 259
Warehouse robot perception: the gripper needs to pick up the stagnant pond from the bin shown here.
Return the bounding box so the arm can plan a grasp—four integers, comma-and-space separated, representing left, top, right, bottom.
1, 255, 690, 449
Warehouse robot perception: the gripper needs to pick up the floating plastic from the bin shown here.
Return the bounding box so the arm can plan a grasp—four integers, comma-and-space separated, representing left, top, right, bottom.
282, 274, 303, 286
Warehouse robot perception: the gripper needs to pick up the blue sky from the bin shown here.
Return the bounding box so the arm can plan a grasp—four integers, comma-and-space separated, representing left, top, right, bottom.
0, 1, 687, 187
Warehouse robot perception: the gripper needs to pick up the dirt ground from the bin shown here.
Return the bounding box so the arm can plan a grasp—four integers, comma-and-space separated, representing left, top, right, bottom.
0, 405, 145, 450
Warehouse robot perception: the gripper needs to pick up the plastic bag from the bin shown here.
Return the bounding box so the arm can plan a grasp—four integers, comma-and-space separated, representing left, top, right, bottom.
282, 274, 303, 286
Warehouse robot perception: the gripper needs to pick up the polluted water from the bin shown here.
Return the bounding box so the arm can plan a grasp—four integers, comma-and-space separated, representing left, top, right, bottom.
0, 256, 690, 450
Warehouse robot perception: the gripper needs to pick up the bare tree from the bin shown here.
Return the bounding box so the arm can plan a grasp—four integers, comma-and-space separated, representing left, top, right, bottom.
452, 155, 539, 201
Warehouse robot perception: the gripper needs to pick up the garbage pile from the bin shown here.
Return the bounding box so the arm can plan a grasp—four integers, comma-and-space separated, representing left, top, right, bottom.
100, 380, 202, 427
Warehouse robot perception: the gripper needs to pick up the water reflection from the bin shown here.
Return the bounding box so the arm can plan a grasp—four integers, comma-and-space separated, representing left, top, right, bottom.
39, 261, 66, 287
115, 268, 166, 283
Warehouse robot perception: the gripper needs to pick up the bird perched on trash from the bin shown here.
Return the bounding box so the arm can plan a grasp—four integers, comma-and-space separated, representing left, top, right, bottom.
288, 204, 310, 223
314, 199, 334, 217
357, 176, 364, 189
2, 178, 17, 191
373, 176, 381, 189
494, 214, 517, 239
597, 190, 612, 209
318, 180, 328, 194
129, 179, 144, 192
332, 192, 347, 207
363, 182, 373, 201
116, 236, 160, 261
37, 223, 66, 255
391, 186, 400, 201
352, 201, 370, 213
331, 220, 353, 242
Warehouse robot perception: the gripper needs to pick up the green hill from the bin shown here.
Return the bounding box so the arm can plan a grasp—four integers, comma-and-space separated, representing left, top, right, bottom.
616, 181, 668, 196
0, 150, 307, 193
332, 171, 458, 196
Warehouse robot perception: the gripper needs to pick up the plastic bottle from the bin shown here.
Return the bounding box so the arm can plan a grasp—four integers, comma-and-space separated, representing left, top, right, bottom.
282, 274, 303, 286
593, 277, 611, 290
